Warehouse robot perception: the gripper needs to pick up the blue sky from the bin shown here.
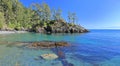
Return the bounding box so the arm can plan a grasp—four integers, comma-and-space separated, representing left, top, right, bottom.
20, 0, 120, 29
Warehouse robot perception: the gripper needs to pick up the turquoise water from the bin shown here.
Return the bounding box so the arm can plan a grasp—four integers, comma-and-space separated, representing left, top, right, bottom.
0, 30, 120, 66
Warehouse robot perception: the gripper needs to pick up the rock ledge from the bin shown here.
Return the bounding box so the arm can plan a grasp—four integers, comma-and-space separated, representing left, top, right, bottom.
27, 41, 70, 48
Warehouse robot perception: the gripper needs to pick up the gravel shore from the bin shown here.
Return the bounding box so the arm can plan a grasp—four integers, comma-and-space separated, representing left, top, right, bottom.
0, 31, 28, 34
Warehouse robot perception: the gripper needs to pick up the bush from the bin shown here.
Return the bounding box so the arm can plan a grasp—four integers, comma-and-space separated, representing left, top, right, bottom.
8, 22, 16, 29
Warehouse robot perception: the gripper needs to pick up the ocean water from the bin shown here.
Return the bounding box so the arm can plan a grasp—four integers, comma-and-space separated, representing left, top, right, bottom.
0, 30, 120, 66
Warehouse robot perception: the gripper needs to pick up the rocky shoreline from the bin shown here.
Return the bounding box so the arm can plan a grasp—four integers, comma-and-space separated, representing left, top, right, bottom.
0, 20, 89, 34
0, 31, 28, 34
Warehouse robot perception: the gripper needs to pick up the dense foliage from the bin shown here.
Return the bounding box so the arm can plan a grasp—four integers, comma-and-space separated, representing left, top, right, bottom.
0, 0, 77, 31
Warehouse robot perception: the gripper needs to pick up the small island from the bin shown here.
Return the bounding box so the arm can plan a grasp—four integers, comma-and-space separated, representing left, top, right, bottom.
0, 0, 88, 34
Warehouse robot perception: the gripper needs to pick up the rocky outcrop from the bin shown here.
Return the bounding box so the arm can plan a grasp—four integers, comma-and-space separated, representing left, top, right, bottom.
31, 20, 89, 34
50, 22, 88, 33
27, 41, 70, 48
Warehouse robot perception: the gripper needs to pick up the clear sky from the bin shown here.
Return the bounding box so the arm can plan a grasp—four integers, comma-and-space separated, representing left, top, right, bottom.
20, 0, 120, 29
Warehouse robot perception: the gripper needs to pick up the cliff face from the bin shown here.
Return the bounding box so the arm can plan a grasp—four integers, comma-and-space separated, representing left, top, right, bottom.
31, 20, 88, 34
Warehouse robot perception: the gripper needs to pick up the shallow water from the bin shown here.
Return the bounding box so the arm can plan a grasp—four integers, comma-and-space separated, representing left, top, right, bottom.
0, 30, 120, 66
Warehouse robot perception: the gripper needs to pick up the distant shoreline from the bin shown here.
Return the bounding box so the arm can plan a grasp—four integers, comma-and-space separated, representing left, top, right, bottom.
0, 31, 28, 34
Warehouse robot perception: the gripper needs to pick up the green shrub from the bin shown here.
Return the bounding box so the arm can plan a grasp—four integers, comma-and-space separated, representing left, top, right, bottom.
8, 22, 16, 29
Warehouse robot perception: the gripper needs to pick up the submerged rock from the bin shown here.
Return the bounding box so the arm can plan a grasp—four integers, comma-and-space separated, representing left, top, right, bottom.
27, 41, 70, 48
41, 53, 58, 60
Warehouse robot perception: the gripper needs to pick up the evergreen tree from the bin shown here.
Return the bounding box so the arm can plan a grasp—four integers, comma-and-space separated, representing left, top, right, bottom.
52, 8, 62, 21
68, 12, 77, 24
